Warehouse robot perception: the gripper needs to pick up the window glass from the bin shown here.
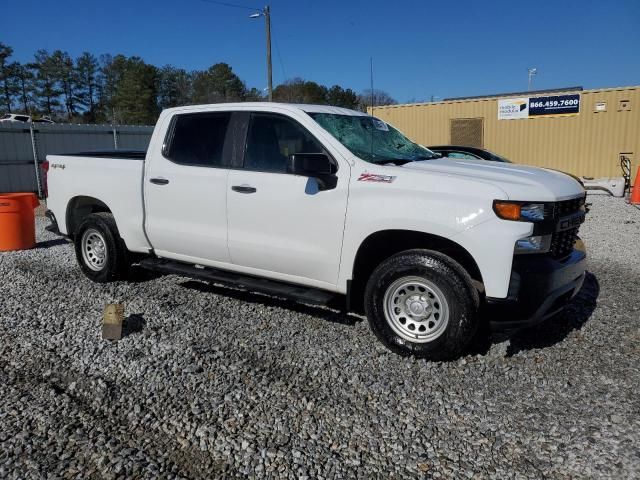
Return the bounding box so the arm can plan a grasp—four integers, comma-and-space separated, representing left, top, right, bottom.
486, 151, 512, 163
165, 112, 231, 167
16, 116, 30, 122
244, 113, 323, 172
447, 151, 479, 160
309, 113, 439, 164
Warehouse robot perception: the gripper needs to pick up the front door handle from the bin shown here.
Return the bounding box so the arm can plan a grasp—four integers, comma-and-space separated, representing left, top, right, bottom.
231, 185, 257, 194
150, 177, 169, 185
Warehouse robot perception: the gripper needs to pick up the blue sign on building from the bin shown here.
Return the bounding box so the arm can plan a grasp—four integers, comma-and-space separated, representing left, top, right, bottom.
529, 94, 580, 117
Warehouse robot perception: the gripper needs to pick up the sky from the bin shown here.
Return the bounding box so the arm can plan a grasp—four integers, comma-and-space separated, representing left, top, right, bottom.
3, 0, 639, 103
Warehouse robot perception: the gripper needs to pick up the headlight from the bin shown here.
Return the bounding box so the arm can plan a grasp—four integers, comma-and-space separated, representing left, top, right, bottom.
520, 203, 545, 221
515, 234, 552, 254
493, 201, 547, 222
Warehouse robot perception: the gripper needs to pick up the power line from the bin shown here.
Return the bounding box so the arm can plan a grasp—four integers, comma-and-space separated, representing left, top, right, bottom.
271, 20, 287, 82
198, 0, 261, 12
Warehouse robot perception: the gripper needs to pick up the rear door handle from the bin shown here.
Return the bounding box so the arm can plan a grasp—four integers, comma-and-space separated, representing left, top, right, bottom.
150, 177, 169, 185
231, 185, 257, 194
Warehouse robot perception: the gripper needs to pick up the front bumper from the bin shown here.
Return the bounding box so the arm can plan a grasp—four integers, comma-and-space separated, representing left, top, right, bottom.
486, 239, 587, 331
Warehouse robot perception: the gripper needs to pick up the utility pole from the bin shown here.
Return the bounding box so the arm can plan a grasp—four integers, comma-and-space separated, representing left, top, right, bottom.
250, 5, 273, 101
265, 6, 272, 101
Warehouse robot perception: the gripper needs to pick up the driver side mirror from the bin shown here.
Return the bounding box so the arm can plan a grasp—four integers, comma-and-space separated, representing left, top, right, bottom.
287, 153, 337, 190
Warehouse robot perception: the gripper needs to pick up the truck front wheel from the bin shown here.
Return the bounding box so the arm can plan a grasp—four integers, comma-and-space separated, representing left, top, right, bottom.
74, 213, 130, 283
364, 249, 478, 360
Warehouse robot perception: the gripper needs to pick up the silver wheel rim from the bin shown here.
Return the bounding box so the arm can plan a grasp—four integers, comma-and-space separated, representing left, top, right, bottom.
81, 228, 108, 271
383, 276, 450, 343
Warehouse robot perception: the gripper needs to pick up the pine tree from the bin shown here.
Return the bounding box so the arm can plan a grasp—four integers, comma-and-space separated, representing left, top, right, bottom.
111, 57, 159, 124
32, 50, 62, 117
0, 42, 14, 112
51, 50, 77, 120
96, 54, 128, 123
326, 85, 359, 109
191, 63, 247, 104
75, 52, 99, 122
11, 62, 34, 114
157, 65, 192, 110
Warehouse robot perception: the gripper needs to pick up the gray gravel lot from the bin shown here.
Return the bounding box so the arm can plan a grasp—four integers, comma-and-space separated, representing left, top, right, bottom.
1, 195, 639, 479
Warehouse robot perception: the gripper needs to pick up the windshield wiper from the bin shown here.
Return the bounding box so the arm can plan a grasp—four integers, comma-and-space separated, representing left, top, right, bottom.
369, 158, 414, 165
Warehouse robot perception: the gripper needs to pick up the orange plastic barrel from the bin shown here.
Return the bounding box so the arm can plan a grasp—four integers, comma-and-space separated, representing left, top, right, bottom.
0, 193, 40, 251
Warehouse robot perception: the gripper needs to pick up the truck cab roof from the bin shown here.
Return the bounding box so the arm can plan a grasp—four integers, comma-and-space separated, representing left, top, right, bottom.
161, 102, 369, 117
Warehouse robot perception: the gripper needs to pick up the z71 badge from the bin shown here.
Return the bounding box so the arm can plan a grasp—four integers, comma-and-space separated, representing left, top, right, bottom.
358, 173, 396, 183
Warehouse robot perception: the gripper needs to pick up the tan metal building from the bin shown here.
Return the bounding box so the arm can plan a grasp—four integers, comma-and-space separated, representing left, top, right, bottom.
369, 85, 639, 179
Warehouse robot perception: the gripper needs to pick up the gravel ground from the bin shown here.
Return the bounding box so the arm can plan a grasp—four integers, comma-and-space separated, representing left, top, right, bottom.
1, 195, 639, 479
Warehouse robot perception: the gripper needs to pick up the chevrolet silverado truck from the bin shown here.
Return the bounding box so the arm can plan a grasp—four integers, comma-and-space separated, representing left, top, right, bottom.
44, 103, 587, 359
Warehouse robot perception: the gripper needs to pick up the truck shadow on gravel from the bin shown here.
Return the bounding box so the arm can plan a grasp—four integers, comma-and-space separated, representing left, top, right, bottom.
178, 279, 363, 326
172, 273, 599, 357
35, 238, 69, 249
497, 271, 600, 356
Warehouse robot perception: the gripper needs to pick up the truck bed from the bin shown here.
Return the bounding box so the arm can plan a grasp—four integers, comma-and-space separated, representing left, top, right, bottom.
46, 153, 151, 253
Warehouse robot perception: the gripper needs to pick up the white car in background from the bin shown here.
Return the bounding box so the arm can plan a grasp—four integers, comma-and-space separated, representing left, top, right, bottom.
0, 113, 55, 124
0, 113, 31, 123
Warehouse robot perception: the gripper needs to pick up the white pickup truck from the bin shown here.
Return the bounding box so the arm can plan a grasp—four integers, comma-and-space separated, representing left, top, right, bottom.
45, 103, 587, 359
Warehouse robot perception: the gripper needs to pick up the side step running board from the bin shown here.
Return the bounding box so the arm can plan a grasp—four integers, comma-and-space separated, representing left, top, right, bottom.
138, 258, 338, 306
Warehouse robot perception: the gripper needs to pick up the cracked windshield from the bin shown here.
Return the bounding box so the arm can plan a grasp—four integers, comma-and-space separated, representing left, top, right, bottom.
309, 113, 439, 164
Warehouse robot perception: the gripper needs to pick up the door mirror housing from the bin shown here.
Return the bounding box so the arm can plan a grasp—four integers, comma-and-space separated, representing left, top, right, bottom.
287, 153, 337, 190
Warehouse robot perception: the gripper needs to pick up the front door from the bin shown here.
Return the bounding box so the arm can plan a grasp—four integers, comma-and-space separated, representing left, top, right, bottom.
145, 111, 232, 264
226, 112, 349, 286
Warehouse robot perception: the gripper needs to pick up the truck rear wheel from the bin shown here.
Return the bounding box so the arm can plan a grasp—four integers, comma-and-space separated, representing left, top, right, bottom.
364, 249, 478, 360
74, 213, 130, 283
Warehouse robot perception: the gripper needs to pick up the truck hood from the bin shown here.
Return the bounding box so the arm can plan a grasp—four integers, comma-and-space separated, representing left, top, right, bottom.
400, 158, 584, 201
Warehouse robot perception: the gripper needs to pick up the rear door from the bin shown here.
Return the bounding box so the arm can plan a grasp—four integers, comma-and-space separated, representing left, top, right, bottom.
145, 111, 233, 264
226, 112, 349, 286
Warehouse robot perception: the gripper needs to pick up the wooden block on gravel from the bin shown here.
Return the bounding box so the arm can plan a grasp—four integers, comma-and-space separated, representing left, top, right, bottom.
102, 303, 124, 340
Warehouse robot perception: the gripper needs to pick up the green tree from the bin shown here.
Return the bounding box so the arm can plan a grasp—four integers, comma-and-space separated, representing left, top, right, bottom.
96, 54, 129, 123
357, 89, 397, 111
11, 62, 35, 113
32, 50, 62, 117
0, 42, 15, 112
273, 78, 328, 104
0, 44, 366, 122
51, 50, 77, 120
75, 52, 99, 122
191, 63, 247, 103
111, 56, 159, 124
326, 85, 359, 109
244, 87, 265, 102
157, 65, 192, 109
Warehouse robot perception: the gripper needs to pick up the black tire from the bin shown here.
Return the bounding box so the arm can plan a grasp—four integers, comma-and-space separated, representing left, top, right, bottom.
74, 212, 130, 283
364, 249, 479, 360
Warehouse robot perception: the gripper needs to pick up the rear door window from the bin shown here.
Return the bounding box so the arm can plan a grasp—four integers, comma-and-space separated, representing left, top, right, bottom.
243, 113, 324, 173
164, 112, 231, 167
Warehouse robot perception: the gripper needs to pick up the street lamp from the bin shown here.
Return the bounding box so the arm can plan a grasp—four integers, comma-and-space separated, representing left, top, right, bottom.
250, 6, 272, 102
527, 67, 537, 91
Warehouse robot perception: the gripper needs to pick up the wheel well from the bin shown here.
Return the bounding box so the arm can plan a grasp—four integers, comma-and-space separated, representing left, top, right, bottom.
66, 196, 112, 238
349, 230, 484, 312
